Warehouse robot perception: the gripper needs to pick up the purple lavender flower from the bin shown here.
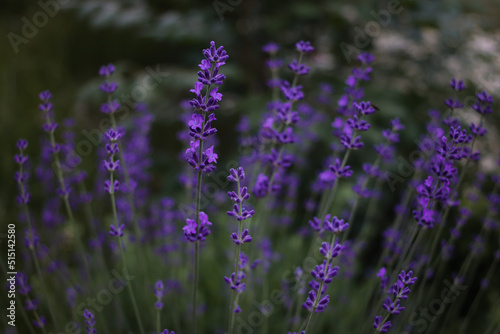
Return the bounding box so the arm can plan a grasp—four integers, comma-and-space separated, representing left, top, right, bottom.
373, 270, 417, 332
450, 78, 465, 91
14, 139, 31, 205
472, 90, 493, 115
296, 40, 314, 53
262, 41, 280, 54
84, 309, 96, 334
226, 167, 255, 314
154, 280, 165, 309
183, 212, 212, 242
373, 316, 391, 332
33, 316, 47, 328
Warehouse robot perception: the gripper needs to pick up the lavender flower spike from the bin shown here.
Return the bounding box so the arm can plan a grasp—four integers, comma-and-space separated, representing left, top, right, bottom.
373, 270, 417, 332
84, 309, 97, 334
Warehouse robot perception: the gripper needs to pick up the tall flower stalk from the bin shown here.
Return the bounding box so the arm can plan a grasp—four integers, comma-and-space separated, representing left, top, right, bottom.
14, 139, 59, 329
183, 40, 228, 332
302, 216, 349, 333
224, 167, 255, 333
104, 128, 145, 334
38, 91, 92, 280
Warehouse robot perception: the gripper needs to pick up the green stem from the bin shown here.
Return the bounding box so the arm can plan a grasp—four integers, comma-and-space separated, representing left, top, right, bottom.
17, 162, 59, 330
110, 171, 145, 334
156, 308, 161, 334
192, 134, 203, 332
45, 120, 92, 281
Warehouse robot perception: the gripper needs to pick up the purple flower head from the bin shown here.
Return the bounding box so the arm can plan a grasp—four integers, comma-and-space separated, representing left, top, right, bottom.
204, 146, 218, 163
373, 316, 391, 332
358, 52, 374, 64
281, 81, 304, 102
84, 309, 96, 334
227, 166, 245, 182
329, 158, 353, 178
382, 129, 399, 143
25, 298, 38, 311
231, 229, 253, 245
224, 271, 246, 293
340, 133, 364, 150
472, 90, 493, 115
303, 290, 329, 313
104, 179, 119, 194
39, 90, 52, 101
154, 280, 165, 310
203, 41, 229, 64
391, 118, 404, 131
413, 208, 435, 228
347, 114, 370, 131
109, 224, 125, 237
183, 211, 212, 242
384, 297, 406, 315
105, 129, 122, 142
100, 99, 121, 114
445, 98, 464, 109
99, 63, 115, 77
354, 101, 376, 115
16, 139, 28, 151
99, 81, 118, 94
296, 40, 314, 53
319, 242, 343, 259
262, 42, 280, 54
253, 173, 269, 198
450, 78, 465, 91
288, 60, 310, 75
266, 59, 283, 69
470, 122, 487, 137
33, 316, 47, 328
324, 216, 349, 234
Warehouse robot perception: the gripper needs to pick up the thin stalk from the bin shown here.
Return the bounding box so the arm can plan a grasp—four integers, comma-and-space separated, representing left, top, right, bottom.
374, 313, 391, 333
229, 180, 245, 333
25, 294, 48, 334
459, 258, 499, 333
320, 148, 352, 220
18, 295, 36, 334
44, 121, 92, 280
156, 308, 161, 334
17, 165, 59, 330
110, 172, 145, 334
109, 112, 141, 237
303, 234, 337, 334
192, 132, 204, 333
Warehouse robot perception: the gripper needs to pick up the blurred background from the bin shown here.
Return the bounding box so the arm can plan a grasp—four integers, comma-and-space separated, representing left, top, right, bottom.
2, 0, 500, 216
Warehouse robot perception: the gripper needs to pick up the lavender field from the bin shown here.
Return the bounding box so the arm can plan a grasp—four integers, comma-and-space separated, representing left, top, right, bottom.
2, 1, 500, 333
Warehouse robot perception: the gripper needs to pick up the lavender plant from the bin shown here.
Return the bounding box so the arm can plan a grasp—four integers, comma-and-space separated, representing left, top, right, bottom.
8, 37, 500, 334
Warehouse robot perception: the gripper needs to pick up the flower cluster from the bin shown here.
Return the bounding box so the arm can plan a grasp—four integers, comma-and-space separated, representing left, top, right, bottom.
303, 215, 348, 314
413, 120, 478, 228
154, 280, 165, 310
84, 309, 96, 334
104, 129, 124, 237
99, 64, 120, 114
253, 41, 314, 198
337, 52, 374, 117
183, 211, 212, 242
225, 167, 255, 313
16, 272, 47, 328
185, 41, 227, 174
373, 270, 417, 332
14, 139, 30, 205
